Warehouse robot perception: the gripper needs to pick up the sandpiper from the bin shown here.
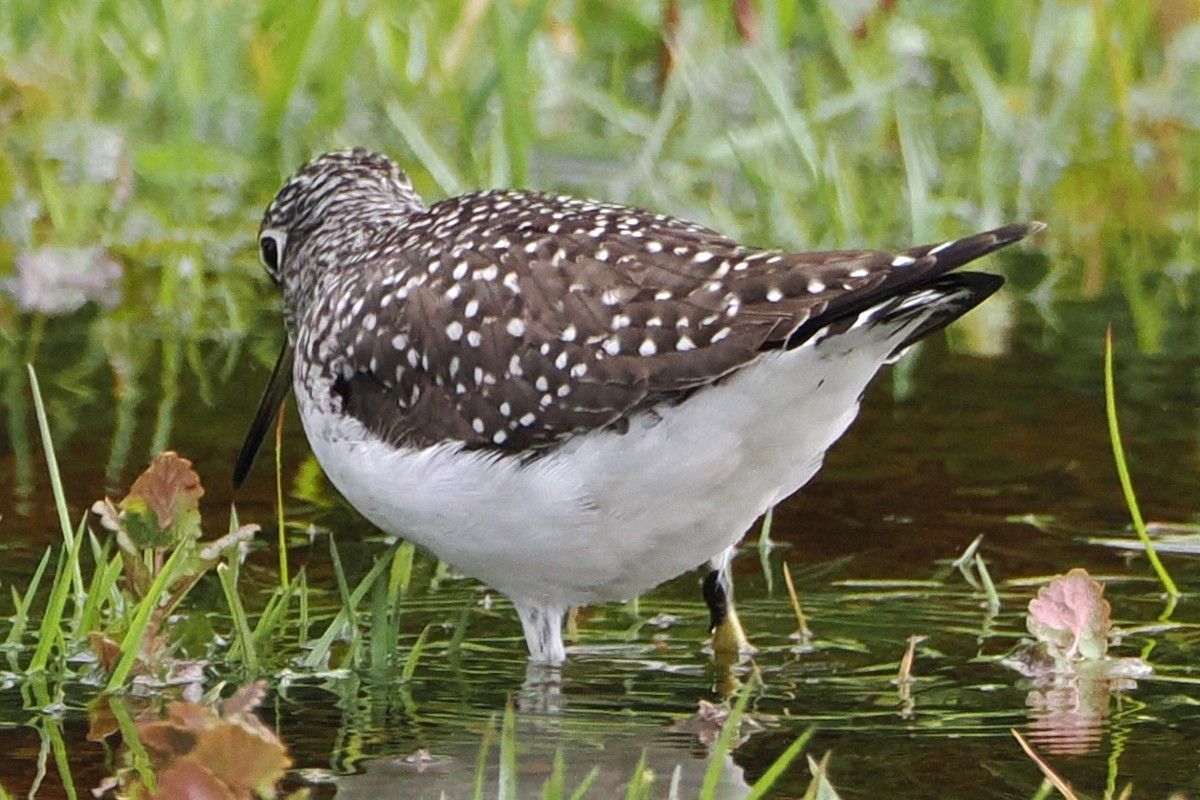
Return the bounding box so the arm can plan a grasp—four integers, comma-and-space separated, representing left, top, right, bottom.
235, 148, 1039, 664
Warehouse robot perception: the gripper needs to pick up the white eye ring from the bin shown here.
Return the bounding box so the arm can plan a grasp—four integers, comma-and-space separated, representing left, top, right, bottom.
259, 228, 288, 279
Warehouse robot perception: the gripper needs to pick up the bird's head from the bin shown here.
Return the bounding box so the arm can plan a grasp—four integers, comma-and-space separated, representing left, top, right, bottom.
257, 148, 424, 335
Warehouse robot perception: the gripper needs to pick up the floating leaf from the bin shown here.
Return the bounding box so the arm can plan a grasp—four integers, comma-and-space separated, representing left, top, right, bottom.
1027, 568, 1111, 663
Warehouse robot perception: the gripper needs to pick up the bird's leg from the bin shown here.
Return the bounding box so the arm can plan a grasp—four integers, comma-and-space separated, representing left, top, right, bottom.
513, 598, 568, 665
705, 548, 751, 660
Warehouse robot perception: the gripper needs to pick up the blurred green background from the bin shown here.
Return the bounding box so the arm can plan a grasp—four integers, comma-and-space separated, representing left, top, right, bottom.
3, 0, 1197, 330
3, 0, 1198, 489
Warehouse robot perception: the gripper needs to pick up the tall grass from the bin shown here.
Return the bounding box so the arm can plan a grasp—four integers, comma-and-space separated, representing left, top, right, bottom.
1103, 327, 1179, 607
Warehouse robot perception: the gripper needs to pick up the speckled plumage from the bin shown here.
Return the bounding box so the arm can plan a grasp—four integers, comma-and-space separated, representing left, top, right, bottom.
237, 147, 1040, 664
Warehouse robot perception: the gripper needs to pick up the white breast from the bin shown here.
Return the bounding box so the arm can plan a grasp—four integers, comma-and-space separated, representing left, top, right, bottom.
297, 310, 925, 609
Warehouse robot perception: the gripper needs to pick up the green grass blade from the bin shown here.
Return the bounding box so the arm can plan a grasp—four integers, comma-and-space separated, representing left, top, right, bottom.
471, 714, 497, 800
490, 0, 547, 188
748, 55, 820, 180
499, 700, 518, 800
29, 515, 88, 673
329, 535, 357, 629
105, 544, 189, 691
28, 677, 77, 800
975, 553, 1001, 618
109, 695, 157, 794
369, 568, 395, 670
700, 674, 758, 798
623, 751, 652, 800
542, 749, 565, 800
401, 625, 430, 683
256, 0, 322, 137
566, 766, 600, 800
26, 365, 84, 600
217, 562, 258, 672
252, 569, 303, 653
1104, 327, 1178, 601
4, 546, 52, 647
301, 540, 401, 668
744, 726, 816, 800
446, 602, 472, 662
388, 540, 415, 605
78, 532, 119, 635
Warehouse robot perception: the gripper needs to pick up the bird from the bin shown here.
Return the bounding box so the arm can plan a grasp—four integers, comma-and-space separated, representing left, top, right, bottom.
234, 147, 1041, 665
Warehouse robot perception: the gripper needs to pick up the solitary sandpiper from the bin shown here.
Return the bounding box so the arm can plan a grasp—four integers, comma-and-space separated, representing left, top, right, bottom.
235, 148, 1040, 665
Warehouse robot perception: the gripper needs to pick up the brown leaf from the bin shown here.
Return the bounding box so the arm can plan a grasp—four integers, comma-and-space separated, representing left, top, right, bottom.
87, 699, 120, 743
90, 632, 124, 673
137, 719, 200, 758
165, 700, 220, 733
151, 757, 238, 800
123, 452, 204, 530
188, 715, 292, 795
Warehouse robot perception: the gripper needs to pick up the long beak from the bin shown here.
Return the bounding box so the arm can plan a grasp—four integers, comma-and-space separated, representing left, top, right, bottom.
233, 341, 295, 488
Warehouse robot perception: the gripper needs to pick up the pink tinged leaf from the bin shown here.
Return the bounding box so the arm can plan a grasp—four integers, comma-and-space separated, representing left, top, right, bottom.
1027, 568, 1111, 661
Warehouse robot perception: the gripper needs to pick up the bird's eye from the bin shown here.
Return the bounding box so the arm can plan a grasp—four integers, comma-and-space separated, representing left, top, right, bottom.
258, 229, 287, 279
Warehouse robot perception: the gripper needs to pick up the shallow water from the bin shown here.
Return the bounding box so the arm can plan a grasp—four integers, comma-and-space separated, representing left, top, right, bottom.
2, 246, 1199, 798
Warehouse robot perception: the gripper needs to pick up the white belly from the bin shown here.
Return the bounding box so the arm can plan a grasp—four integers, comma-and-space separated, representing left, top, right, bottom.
297, 318, 914, 609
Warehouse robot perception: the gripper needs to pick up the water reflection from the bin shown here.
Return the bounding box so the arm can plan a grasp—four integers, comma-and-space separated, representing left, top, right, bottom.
2, 263, 1199, 796
335, 712, 753, 800
1024, 677, 1110, 755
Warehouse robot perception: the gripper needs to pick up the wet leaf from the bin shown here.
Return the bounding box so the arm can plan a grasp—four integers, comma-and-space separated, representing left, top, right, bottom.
122, 451, 205, 545
87, 699, 120, 743
152, 757, 238, 800
90, 632, 124, 673
188, 718, 292, 796
673, 699, 764, 747
115, 683, 292, 800
94, 452, 207, 557
138, 718, 200, 758
1027, 568, 1111, 662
